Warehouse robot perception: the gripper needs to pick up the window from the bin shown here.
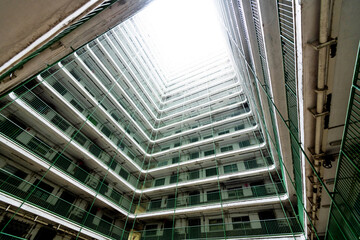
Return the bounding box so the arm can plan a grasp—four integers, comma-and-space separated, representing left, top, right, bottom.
203, 135, 213, 140
190, 152, 199, 159
89, 144, 101, 157
220, 145, 233, 153
170, 175, 178, 184
149, 200, 161, 210
27, 138, 51, 156
154, 178, 165, 186
204, 149, 215, 156
175, 130, 182, 134
190, 137, 198, 143
101, 126, 111, 137
111, 113, 119, 122
2, 165, 27, 187
234, 124, 245, 131
232, 216, 250, 229
110, 189, 122, 202
206, 167, 217, 177
209, 219, 223, 231
174, 142, 181, 147
224, 164, 238, 174
28, 97, 48, 114
53, 153, 71, 171
228, 187, 243, 199
70, 99, 84, 113
51, 115, 70, 131
127, 152, 135, 160
167, 195, 175, 208
52, 82, 67, 95
189, 170, 199, 180
246, 159, 259, 169
110, 161, 117, 170
157, 161, 168, 167
32, 180, 54, 201
119, 168, 129, 180
239, 140, 251, 148
71, 131, 87, 146
69, 69, 81, 81
145, 224, 158, 236
218, 130, 229, 136
172, 157, 180, 164
161, 146, 170, 151
207, 190, 220, 202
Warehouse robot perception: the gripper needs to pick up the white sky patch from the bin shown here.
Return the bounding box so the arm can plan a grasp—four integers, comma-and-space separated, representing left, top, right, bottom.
136, 0, 227, 77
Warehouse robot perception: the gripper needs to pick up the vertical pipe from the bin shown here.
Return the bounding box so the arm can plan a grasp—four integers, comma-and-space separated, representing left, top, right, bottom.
311, 0, 330, 239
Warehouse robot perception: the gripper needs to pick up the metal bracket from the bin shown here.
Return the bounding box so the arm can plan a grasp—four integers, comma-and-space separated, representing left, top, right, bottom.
308, 175, 322, 185
314, 85, 328, 93
307, 197, 316, 207
310, 39, 337, 51
308, 147, 326, 160
308, 107, 329, 118
306, 213, 319, 221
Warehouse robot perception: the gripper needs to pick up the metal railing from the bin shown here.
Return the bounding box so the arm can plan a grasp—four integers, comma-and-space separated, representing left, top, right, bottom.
138, 217, 302, 240
325, 43, 360, 240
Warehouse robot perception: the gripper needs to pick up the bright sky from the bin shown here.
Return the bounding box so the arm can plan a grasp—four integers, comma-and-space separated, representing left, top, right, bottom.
136, 0, 227, 77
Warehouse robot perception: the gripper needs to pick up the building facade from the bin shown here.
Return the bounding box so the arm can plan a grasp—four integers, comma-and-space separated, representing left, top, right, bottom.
0, 0, 360, 240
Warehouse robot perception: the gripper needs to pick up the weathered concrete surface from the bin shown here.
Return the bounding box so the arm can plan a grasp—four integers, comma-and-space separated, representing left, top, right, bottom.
0, 0, 99, 69
0, 0, 153, 95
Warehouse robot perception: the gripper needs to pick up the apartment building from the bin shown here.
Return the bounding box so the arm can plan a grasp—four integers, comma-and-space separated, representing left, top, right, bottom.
0, 0, 359, 240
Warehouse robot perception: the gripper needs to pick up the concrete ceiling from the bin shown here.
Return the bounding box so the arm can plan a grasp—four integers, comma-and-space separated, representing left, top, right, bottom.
0, 0, 96, 68
0, 0, 153, 95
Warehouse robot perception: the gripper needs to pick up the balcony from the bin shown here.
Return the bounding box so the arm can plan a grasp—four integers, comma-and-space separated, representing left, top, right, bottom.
148, 134, 265, 170
138, 217, 302, 240
136, 182, 286, 217
141, 156, 273, 192
0, 112, 273, 199
0, 169, 128, 240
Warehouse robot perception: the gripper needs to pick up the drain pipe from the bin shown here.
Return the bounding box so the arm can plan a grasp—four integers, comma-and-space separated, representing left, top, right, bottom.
310, 0, 331, 239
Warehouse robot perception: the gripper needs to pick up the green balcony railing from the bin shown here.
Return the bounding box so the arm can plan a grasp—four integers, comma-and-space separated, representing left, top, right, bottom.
137, 182, 285, 213
7, 85, 262, 174
277, 0, 303, 224
0, 115, 137, 213
140, 156, 273, 190
12, 86, 144, 178
151, 118, 255, 154
148, 134, 264, 169
138, 217, 302, 240
326, 43, 360, 240
0, 114, 275, 217
0, 169, 128, 240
